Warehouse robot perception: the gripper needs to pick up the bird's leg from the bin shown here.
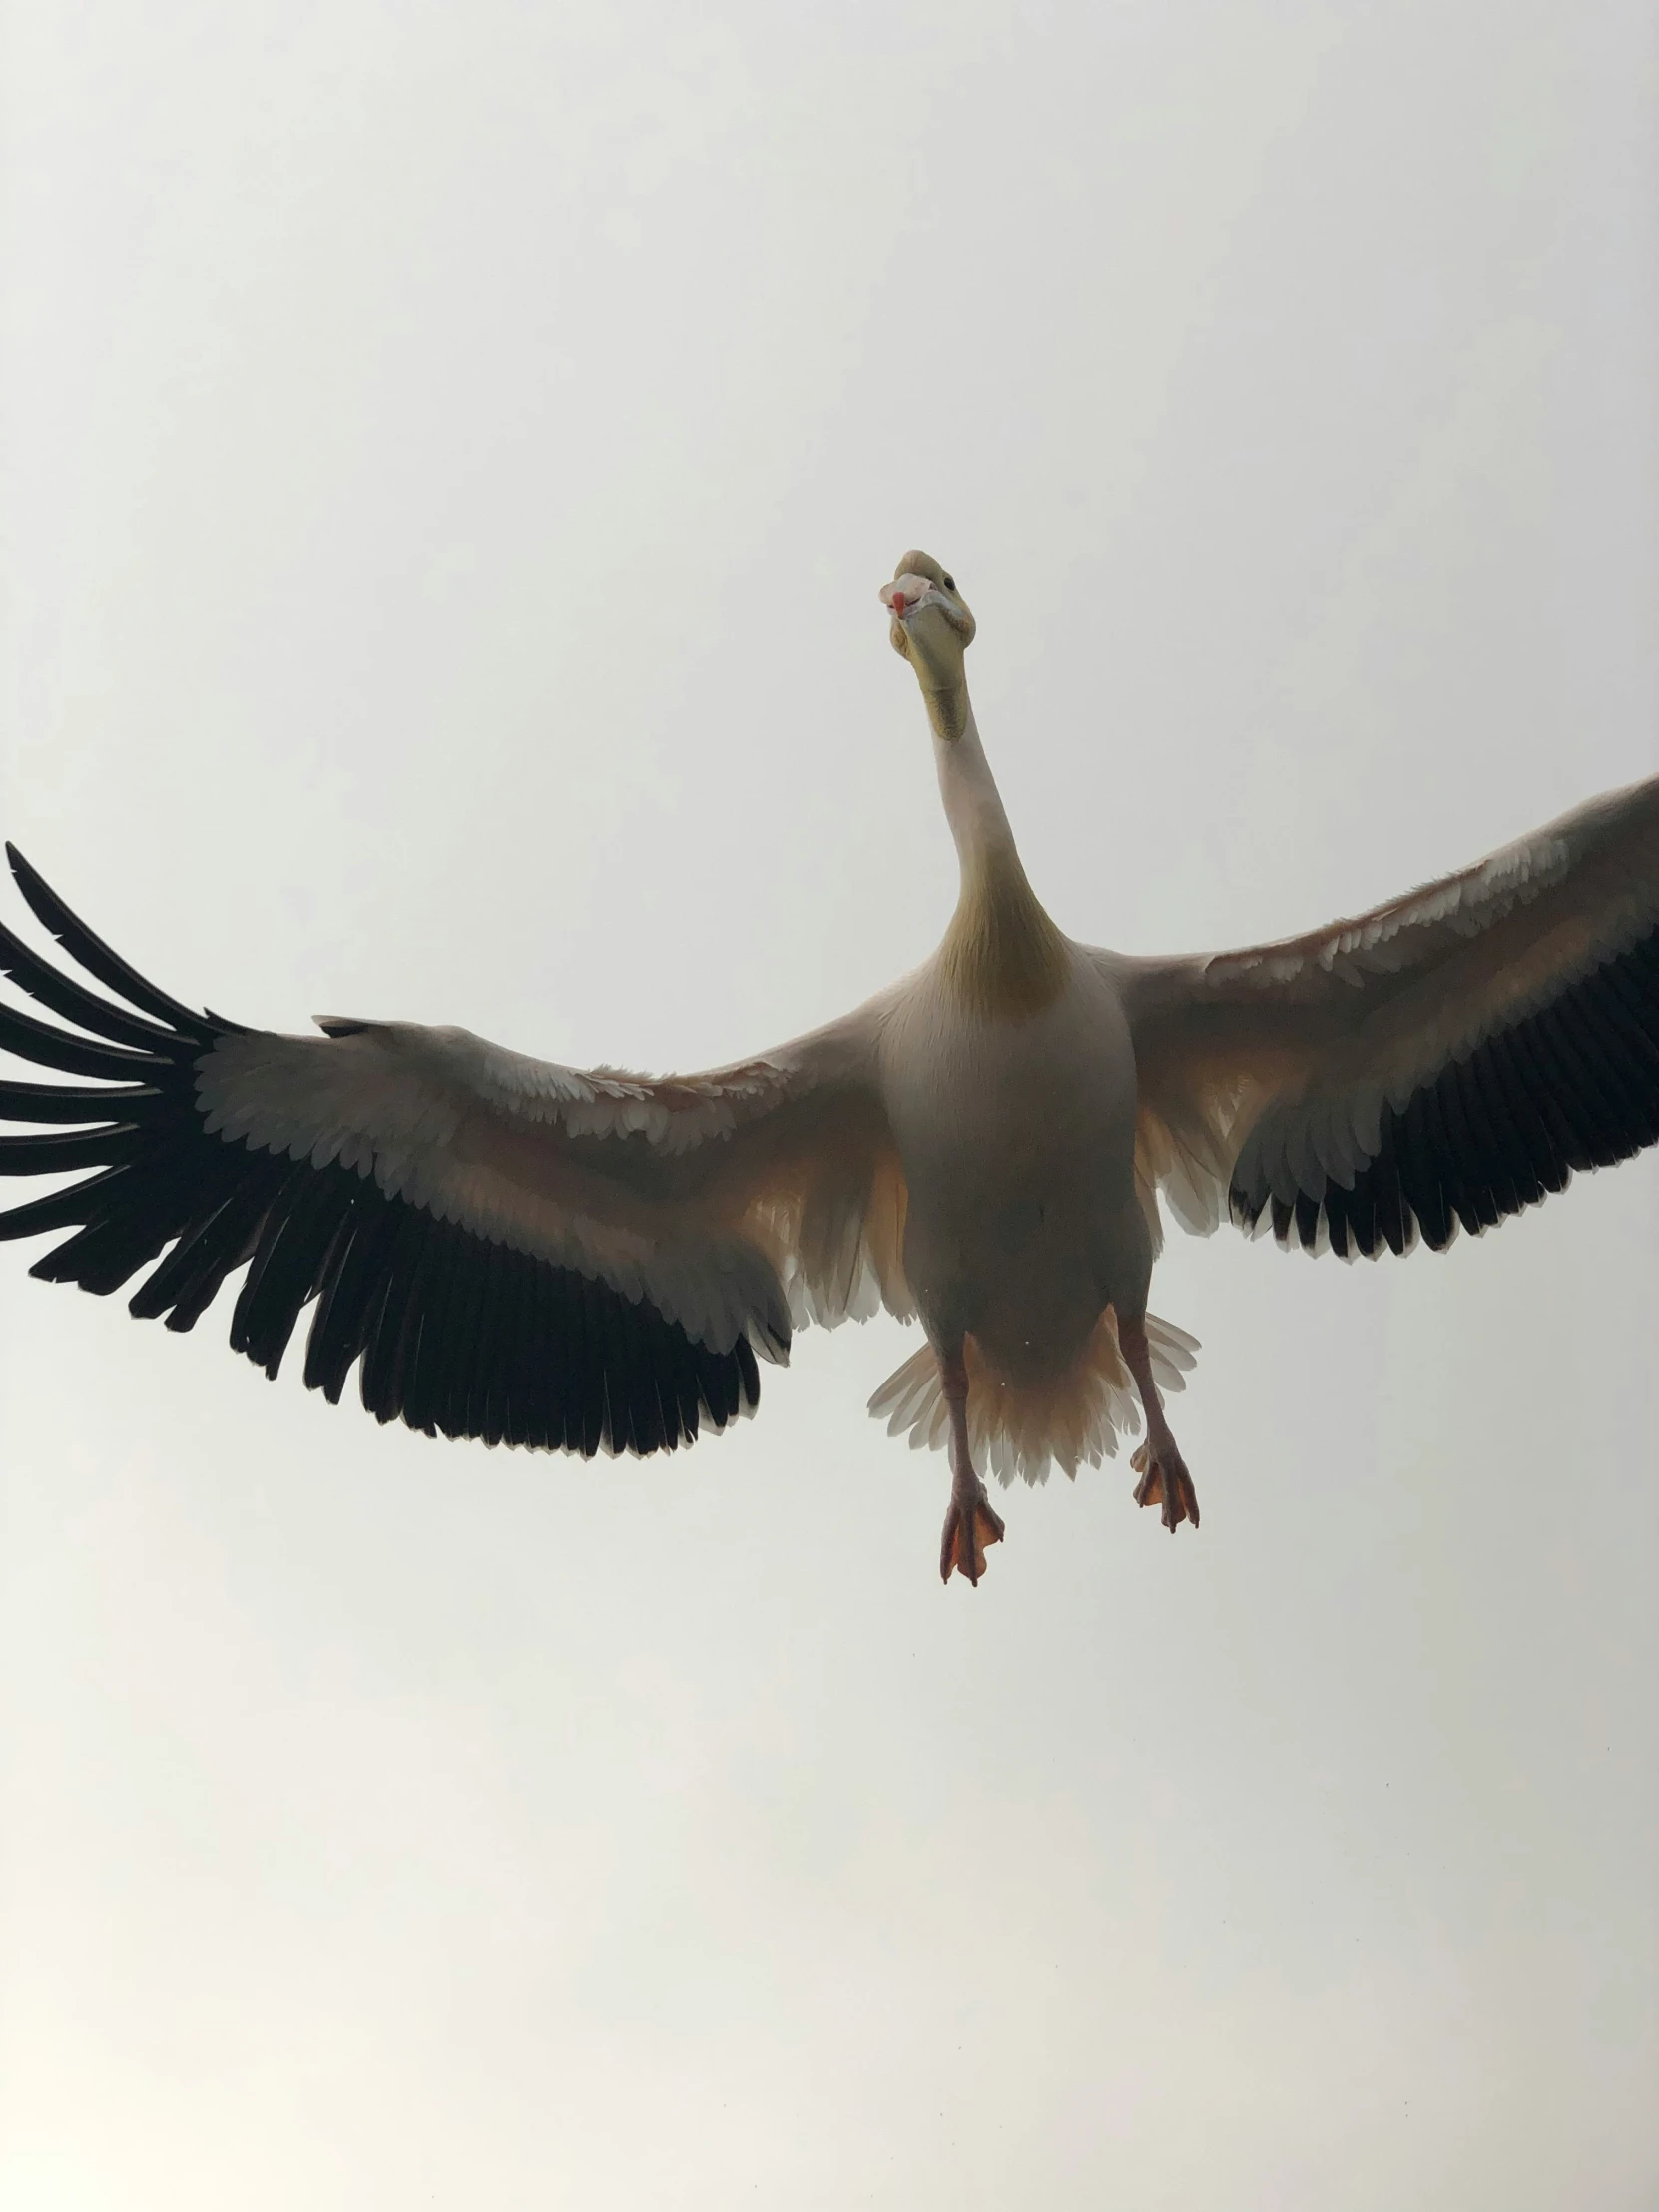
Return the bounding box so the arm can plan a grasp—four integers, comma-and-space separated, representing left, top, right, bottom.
1118, 1314, 1200, 1533
937, 1347, 1005, 1586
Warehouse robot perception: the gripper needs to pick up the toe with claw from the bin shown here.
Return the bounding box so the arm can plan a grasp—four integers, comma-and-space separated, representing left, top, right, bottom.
1130, 1439, 1200, 1532
940, 1484, 1006, 1585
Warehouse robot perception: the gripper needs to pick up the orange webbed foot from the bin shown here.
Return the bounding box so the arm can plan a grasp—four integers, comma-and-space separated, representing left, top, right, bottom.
939, 1492, 1006, 1585
1130, 1440, 1201, 1532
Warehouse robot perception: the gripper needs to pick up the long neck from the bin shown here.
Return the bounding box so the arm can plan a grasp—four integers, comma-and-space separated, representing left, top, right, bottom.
931, 689, 1069, 1017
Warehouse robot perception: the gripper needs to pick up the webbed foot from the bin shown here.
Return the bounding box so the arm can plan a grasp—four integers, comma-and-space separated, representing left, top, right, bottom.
940, 1485, 1006, 1585
1130, 1439, 1200, 1532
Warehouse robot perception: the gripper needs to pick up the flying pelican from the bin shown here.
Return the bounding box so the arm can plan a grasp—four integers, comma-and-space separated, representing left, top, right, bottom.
3, 552, 1657, 1584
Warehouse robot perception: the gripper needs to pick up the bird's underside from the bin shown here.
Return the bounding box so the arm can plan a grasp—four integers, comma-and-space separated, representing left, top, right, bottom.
0, 848, 768, 1456
5, 551, 1659, 1586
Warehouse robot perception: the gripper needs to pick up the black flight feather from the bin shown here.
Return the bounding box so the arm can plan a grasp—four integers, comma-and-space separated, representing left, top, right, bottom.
0, 853, 764, 1457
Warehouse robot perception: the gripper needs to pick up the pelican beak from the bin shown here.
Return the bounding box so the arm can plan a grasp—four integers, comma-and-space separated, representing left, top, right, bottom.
879, 573, 973, 641
879, 572, 935, 624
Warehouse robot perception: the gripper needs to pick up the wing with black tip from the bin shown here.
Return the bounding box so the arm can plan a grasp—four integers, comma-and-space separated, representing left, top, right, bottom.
0, 847, 904, 1455
1106, 774, 1659, 1257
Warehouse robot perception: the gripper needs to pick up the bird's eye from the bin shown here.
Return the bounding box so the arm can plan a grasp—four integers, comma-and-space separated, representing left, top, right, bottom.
942, 573, 956, 592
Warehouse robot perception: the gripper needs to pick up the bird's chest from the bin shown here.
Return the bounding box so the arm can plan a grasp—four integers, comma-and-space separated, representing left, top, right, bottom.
881, 969, 1137, 1278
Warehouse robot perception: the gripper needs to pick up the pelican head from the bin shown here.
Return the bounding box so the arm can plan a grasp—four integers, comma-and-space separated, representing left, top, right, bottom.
880, 552, 975, 737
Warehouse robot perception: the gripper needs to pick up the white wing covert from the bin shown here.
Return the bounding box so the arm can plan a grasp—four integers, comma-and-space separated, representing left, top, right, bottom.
1110, 774, 1659, 1256
0, 848, 906, 1455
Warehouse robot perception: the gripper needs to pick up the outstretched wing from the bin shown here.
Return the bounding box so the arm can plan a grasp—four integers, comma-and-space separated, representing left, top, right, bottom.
1106, 773, 1659, 1256
0, 847, 906, 1454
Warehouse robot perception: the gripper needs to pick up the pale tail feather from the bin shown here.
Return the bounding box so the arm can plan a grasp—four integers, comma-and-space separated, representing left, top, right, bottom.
866, 1311, 1199, 1489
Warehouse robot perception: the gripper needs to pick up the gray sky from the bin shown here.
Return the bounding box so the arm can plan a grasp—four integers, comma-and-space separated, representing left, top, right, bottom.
2, 4, 1656, 2205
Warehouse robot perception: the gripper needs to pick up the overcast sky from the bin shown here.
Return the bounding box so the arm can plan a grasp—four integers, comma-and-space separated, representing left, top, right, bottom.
2, 5, 1657, 2207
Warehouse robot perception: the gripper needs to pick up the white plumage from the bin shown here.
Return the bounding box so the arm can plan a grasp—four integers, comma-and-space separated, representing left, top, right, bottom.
3, 548, 1657, 1583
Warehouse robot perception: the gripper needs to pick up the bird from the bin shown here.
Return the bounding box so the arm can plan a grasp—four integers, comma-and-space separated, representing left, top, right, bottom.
3, 549, 1658, 1585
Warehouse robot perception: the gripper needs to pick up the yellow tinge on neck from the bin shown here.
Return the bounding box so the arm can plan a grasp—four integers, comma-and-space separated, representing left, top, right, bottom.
939, 846, 1070, 1019
923, 684, 970, 745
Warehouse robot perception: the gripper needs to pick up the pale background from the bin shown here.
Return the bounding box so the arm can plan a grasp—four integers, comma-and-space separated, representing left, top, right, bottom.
2, 5, 1656, 2207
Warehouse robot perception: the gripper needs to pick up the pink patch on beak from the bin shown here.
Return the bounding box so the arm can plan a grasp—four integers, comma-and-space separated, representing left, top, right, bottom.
891, 592, 907, 616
